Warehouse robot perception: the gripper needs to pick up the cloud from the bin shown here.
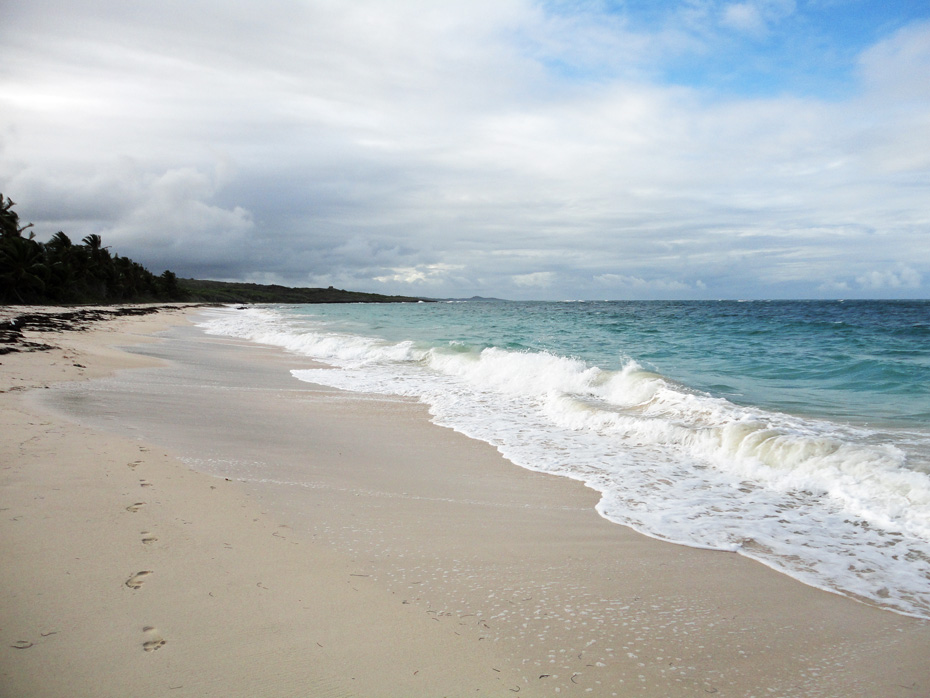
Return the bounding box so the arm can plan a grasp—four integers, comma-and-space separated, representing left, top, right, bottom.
0, 2, 928, 299
856, 267, 922, 290
112, 168, 254, 272
512, 271, 556, 288
859, 20, 930, 100
374, 263, 463, 285
594, 274, 696, 293
720, 0, 796, 36
4, 158, 254, 274
817, 280, 850, 293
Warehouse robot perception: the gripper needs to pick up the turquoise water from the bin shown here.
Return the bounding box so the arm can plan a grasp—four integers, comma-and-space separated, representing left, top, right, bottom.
283, 300, 930, 427
201, 300, 930, 618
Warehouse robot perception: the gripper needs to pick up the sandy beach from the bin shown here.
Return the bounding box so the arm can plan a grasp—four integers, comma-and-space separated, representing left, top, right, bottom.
2, 306, 929, 697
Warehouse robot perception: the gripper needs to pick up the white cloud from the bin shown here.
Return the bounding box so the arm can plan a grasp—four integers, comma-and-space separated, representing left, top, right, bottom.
817, 280, 851, 293
374, 263, 463, 285
3, 158, 253, 271
859, 20, 930, 100
721, 3, 766, 34
720, 0, 796, 36
116, 167, 252, 238
512, 271, 556, 287
594, 274, 693, 292
856, 267, 922, 290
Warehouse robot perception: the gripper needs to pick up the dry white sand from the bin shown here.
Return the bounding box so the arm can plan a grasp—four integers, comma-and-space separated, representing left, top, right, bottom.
2, 306, 929, 697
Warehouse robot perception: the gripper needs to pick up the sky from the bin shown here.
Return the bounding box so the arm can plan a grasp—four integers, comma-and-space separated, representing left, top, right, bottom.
2, 1, 929, 300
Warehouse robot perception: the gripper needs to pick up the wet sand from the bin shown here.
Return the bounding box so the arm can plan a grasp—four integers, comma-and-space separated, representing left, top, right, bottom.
2, 307, 929, 696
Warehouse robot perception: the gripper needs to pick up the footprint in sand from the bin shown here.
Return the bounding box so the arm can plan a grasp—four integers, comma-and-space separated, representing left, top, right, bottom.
142, 626, 166, 652
139, 480, 153, 488
126, 502, 145, 513
127, 460, 142, 470
125, 571, 153, 589
141, 532, 158, 545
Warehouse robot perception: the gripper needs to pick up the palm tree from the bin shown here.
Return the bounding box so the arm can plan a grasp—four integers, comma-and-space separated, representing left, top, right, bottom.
82, 233, 103, 251
0, 194, 34, 238
48, 231, 73, 250
157, 269, 181, 298
0, 236, 46, 302
44, 232, 78, 301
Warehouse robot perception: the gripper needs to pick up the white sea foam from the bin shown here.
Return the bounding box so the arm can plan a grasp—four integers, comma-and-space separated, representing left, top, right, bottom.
200, 305, 930, 618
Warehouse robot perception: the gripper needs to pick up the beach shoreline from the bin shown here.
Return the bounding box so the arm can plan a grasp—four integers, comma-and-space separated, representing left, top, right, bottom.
2, 305, 929, 697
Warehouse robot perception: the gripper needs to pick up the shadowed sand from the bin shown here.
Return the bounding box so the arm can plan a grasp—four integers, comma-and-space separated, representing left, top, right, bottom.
2, 307, 929, 697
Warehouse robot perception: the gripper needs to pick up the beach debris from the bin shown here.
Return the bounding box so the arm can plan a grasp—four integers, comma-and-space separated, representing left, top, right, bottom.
11, 640, 33, 649
0, 307, 176, 354
0, 320, 26, 352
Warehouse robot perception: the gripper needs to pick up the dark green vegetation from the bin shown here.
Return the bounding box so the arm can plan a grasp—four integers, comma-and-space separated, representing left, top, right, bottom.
179, 278, 429, 304
0, 194, 185, 304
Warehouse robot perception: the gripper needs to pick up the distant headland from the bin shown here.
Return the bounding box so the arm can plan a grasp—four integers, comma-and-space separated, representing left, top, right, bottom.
178, 278, 430, 304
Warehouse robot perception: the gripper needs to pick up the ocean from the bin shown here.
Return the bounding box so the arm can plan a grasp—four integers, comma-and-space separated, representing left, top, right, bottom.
199, 299, 930, 619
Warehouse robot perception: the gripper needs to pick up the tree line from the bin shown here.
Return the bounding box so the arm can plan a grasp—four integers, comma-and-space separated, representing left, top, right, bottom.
0, 194, 186, 304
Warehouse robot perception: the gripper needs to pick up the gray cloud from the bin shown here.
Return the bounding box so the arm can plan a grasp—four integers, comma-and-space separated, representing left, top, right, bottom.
1, 1, 928, 299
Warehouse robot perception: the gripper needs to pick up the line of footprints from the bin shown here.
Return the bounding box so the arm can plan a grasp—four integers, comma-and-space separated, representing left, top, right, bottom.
126, 456, 166, 653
